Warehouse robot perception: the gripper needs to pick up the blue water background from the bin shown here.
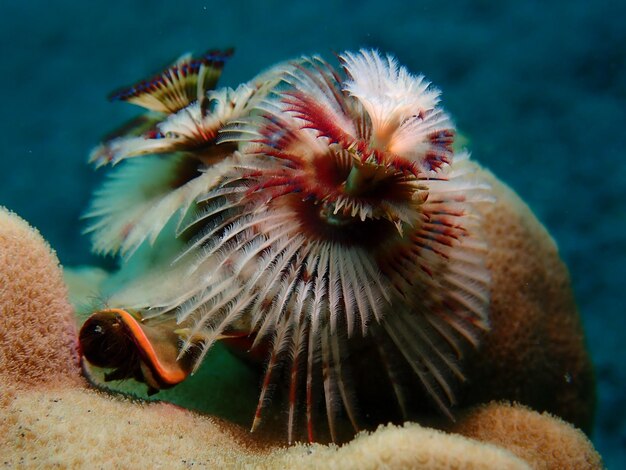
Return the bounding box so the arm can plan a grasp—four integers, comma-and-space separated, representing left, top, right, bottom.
1, 1, 624, 466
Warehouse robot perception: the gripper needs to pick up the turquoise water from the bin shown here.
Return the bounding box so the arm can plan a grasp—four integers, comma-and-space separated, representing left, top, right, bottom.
1, 1, 624, 466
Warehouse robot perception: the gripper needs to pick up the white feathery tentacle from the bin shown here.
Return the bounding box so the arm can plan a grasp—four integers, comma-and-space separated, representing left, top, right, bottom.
251, 314, 293, 433
286, 281, 311, 443
334, 243, 357, 337
330, 322, 360, 433
320, 323, 338, 442
84, 157, 222, 258
248, 235, 309, 343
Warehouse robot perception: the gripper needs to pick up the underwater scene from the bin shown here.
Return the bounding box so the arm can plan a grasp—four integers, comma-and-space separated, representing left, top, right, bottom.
1, 0, 624, 467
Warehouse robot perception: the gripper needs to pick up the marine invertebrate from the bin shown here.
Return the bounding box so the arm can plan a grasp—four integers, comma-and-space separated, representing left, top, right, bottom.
81, 49, 494, 443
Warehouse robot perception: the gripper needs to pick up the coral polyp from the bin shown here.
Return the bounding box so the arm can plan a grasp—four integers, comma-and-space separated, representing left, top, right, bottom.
81, 49, 494, 443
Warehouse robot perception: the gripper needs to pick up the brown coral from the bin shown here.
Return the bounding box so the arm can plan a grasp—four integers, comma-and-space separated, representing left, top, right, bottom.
4, 386, 535, 469
463, 168, 596, 432
0, 207, 80, 389
452, 402, 603, 470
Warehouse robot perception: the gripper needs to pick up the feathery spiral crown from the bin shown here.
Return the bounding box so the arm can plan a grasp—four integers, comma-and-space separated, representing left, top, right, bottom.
84, 49, 492, 444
